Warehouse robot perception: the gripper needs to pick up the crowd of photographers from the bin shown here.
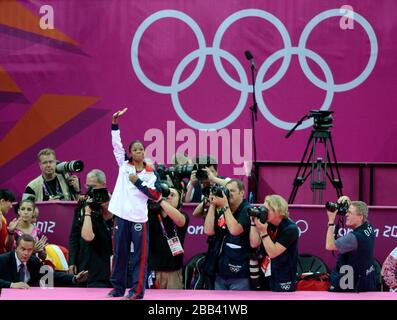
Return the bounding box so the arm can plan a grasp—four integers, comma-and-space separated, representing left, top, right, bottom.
1, 111, 396, 295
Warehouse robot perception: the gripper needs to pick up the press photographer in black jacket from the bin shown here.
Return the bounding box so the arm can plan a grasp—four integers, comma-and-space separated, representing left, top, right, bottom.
69, 169, 113, 288
250, 194, 299, 292
325, 196, 376, 292
147, 183, 189, 289
204, 179, 251, 290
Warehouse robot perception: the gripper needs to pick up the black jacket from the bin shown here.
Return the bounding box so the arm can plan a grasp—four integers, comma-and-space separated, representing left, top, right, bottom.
0, 251, 75, 289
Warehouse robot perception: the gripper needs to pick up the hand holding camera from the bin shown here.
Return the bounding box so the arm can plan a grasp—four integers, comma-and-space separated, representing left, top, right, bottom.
209, 185, 229, 208
67, 175, 80, 192
80, 187, 110, 219
189, 170, 198, 185
248, 206, 268, 224
203, 167, 215, 182
325, 196, 351, 216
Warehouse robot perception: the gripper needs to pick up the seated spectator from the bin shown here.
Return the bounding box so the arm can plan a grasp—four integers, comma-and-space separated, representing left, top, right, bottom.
147, 185, 189, 289
0, 234, 87, 289
23, 148, 80, 201
6, 200, 47, 260
0, 189, 16, 254
381, 246, 397, 292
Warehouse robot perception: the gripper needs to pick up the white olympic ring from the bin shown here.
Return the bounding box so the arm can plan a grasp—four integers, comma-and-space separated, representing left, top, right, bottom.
131, 9, 378, 130
296, 219, 309, 236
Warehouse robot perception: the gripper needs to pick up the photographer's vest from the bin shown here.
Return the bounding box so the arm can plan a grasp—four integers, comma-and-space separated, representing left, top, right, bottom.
330, 221, 376, 292
26, 174, 71, 201
269, 218, 299, 292
216, 199, 251, 279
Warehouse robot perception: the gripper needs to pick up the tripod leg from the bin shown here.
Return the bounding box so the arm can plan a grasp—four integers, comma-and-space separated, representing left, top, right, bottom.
288, 132, 314, 204
326, 134, 344, 198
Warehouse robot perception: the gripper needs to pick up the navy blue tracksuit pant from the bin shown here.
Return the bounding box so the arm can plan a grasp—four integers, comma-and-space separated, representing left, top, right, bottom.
110, 215, 149, 297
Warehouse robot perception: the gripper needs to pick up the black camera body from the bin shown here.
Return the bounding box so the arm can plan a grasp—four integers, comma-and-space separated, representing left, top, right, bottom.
247, 206, 268, 224
210, 185, 230, 199
325, 201, 349, 216
157, 164, 196, 180
195, 163, 210, 181
309, 110, 334, 131
56, 160, 84, 174
83, 187, 110, 214
157, 163, 209, 183
147, 182, 170, 212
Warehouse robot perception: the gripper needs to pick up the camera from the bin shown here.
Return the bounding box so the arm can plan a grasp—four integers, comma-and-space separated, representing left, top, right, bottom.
148, 182, 170, 212
210, 185, 230, 199
247, 206, 268, 224
195, 164, 208, 181
157, 164, 196, 180
56, 160, 84, 174
156, 163, 197, 191
309, 110, 334, 131
325, 200, 349, 216
83, 187, 110, 213
157, 163, 210, 183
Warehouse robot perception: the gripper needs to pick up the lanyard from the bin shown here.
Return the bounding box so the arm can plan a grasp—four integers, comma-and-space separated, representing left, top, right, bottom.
157, 213, 177, 240
43, 178, 61, 197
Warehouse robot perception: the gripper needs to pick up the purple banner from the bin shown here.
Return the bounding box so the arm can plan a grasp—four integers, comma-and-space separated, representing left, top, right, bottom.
35, 202, 397, 269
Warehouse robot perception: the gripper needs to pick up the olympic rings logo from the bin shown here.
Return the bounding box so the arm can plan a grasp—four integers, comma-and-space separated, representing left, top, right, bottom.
296, 219, 309, 236
131, 9, 378, 130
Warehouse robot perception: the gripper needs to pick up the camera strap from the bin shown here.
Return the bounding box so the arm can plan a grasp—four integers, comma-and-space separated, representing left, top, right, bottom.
157, 214, 184, 256
260, 226, 278, 277
43, 177, 61, 198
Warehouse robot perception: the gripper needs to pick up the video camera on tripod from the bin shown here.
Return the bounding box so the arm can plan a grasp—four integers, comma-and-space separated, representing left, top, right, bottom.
286, 109, 343, 204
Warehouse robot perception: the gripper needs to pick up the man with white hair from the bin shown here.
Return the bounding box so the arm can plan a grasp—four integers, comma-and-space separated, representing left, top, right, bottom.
326, 196, 376, 292
68, 169, 113, 288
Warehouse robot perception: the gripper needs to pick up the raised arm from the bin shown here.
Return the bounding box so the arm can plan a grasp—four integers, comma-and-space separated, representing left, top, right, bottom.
111, 108, 128, 166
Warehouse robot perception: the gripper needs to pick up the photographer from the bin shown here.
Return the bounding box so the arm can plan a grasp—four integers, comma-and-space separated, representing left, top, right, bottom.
204, 179, 251, 290
186, 156, 229, 205
326, 196, 376, 292
68, 169, 113, 288
251, 195, 299, 292
24, 148, 80, 201
147, 184, 189, 289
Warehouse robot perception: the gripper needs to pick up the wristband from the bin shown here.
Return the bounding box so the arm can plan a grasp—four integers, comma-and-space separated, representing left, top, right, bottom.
328, 223, 335, 227
85, 214, 92, 217
7, 230, 14, 235
222, 205, 230, 211
261, 233, 269, 239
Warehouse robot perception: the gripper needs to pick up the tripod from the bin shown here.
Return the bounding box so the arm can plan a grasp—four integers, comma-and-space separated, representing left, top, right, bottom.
286, 111, 344, 204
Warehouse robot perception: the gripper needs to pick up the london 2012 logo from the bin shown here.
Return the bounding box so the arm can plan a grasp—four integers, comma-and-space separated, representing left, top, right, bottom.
131, 9, 377, 131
